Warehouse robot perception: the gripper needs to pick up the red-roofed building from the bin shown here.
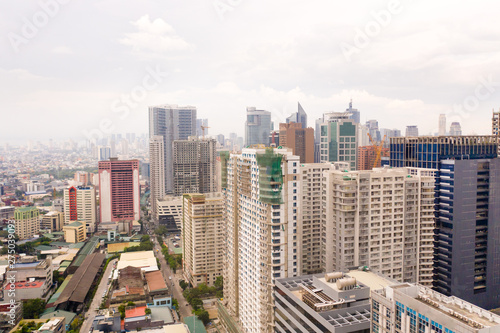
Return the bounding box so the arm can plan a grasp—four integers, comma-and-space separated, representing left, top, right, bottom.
3, 280, 48, 301
123, 306, 164, 331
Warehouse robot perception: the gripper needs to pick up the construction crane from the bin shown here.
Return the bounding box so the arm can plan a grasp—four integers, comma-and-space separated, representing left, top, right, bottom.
200, 125, 210, 138
367, 133, 387, 169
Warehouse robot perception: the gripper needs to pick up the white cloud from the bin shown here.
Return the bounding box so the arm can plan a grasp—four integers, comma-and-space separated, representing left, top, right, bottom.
52, 46, 73, 54
119, 15, 194, 58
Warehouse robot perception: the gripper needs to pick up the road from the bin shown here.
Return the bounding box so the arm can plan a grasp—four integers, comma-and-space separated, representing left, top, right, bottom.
153, 236, 193, 320
80, 259, 117, 333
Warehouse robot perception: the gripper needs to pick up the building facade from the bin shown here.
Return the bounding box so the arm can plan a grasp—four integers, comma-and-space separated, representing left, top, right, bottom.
278, 123, 314, 163
286, 102, 308, 128
149, 136, 165, 220
149, 104, 197, 194
319, 112, 358, 170
245, 107, 272, 146
63, 221, 86, 243
173, 137, 217, 196
63, 186, 97, 233
358, 145, 390, 170
221, 147, 300, 333
182, 193, 224, 287
322, 167, 436, 286
405, 125, 419, 137
493, 109, 500, 155
14, 207, 40, 240
99, 159, 140, 223
40, 211, 64, 232
449, 122, 462, 136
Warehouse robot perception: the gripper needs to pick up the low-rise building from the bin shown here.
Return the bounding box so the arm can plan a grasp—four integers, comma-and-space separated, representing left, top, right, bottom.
40, 211, 64, 232
63, 221, 85, 243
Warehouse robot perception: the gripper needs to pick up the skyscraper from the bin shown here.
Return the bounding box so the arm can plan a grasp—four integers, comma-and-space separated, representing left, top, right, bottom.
149, 136, 165, 219
405, 125, 419, 137
322, 167, 436, 286
63, 186, 97, 234
173, 137, 217, 196
98, 146, 111, 161
439, 113, 446, 136
319, 112, 358, 170
493, 108, 500, 155
286, 102, 307, 128
221, 147, 300, 332
196, 118, 209, 137
245, 107, 272, 146
346, 99, 360, 125
366, 119, 381, 142
182, 192, 224, 287
278, 122, 314, 163
449, 121, 462, 136
149, 104, 197, 193
99, 159, 140, 223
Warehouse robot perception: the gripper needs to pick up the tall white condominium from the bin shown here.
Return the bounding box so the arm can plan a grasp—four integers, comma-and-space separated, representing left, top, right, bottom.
438, 113, 446, 136
63, 186, 97, 234
149, 104, 197, 194
298, 162, 345, 274
449, 121, 462, 136
221, 147, 300, 333
173, 137, 217, 196
245, 107, 272, 146
149, 136, 165, 220
323, 167, 436, 286
182, 193, 224, 287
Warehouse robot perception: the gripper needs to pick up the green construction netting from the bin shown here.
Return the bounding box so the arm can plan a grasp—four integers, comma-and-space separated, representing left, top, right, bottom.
256, 148, 283, 204
220, 151, 230, 189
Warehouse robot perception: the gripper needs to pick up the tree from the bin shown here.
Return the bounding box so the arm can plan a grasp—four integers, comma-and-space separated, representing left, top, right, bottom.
145, 308, 151, 315
155, 225, 168, 236
215, 276, 223, 298
172, 298, 179, 310
22, 299, 46, 319
140, 234, 150, 243
179, 280, 189, 291
194, 309, 210, 325
53, 271, 65, 285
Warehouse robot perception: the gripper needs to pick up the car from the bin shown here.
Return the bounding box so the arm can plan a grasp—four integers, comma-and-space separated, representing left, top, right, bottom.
169, 276, 172, 280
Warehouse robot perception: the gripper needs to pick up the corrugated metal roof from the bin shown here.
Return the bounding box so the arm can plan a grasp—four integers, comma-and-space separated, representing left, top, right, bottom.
55, 253, 105, 305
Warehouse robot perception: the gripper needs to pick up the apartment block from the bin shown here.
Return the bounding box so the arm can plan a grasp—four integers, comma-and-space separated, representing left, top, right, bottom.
322, 167, 436, 286
245, 108, 272, 146
173, 137, 217, 196
99, 159, 140, 223
182, 193, 224, 287
298, 163, 340, 275
14, 206, 40, 240
221, 147, 300, 333
149, 135, 165, 220
40, 211, 64, 231
371, 282, 500, 333
63, 186, 97, 233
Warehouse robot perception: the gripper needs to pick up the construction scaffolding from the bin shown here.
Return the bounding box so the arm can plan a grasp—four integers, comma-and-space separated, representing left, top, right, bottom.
220, 151, 230, 189
256, 148, 283, 204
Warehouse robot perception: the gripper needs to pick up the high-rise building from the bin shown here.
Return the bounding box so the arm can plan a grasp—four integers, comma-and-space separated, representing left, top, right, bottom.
357, 145, 390, 170
157, 196, 183, 233
405, 125, 419, 137
390, 136, 497, 169
286, 102, 307, 128
298, 163, 339, 274
98, 146, 111, 161
14, 207, 40, 240
434, 158, 500, 309
346, 99, 360, 125
278, 122, 314, 163
63, 186, 97, 234
322, 167, 436, 286
74, 171, 89, 186
221, 147, 300, 333
149, 136, 165, 220
492, 108, 500, 155
40, 211, 64, 232
173, 137, 217, 196
99, 159, 140, 223
372, 279, 500, 333
245, 107, 272, 146
390, 136, 499, 309
182, 193, 224, 287
196, 118, 209, 137
216, 134, 225, 147
149, 104, 197, 193
319, 112, 358, 170
449, 121, 462, 135
366, 119, 381, 142
439, 113, 446, 136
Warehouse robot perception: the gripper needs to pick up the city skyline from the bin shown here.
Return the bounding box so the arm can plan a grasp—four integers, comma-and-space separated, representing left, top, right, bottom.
2, 1, 500, 143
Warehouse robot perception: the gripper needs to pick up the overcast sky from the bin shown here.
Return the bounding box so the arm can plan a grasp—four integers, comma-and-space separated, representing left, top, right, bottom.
2, 0, 500, 144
